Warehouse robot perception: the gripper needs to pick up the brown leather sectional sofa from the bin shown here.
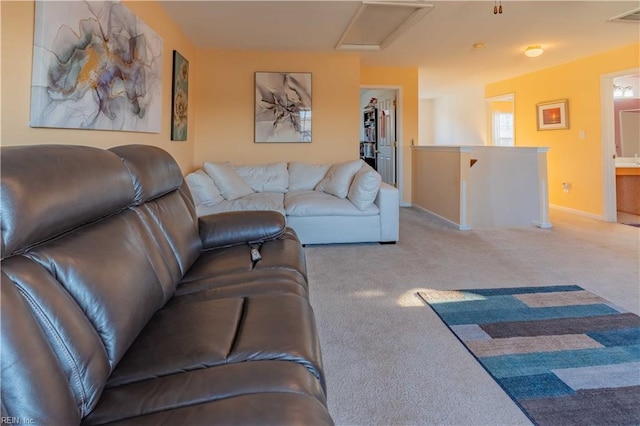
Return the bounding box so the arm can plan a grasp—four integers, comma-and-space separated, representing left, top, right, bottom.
1, 144, 333, 425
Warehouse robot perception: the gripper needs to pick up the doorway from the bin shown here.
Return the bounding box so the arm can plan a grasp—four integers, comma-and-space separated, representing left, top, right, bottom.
485, 93, 515, 146
600, 69, 640, 223
360, 87, 400, 191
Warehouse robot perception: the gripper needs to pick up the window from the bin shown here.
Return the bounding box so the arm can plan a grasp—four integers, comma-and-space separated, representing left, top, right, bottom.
493, 112, 514, 146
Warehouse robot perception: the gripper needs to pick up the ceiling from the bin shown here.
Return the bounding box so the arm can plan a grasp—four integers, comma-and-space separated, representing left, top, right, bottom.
159, 1, 640, 98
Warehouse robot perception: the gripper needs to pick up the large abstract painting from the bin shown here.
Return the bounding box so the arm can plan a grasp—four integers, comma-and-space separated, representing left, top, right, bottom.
171, 50, 188, 141
30, 1, 163, 133
255, 72, 311, 143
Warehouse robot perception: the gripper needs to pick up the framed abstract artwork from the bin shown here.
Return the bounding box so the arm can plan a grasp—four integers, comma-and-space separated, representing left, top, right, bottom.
29, 1, 163, 133
536, 99, 569, 130
171, 51, 189, 141
255, 72, 312, 143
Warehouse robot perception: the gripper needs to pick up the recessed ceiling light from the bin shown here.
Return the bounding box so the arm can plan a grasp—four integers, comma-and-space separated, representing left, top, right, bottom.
525, 45, 544, 57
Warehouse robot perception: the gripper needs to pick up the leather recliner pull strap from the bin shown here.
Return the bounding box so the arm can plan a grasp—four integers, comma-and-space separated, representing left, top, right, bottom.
250, 243, 262, 267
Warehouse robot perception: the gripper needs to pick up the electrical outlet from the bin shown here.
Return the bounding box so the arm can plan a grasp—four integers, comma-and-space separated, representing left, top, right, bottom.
579, 130, 586, 140
562, 182, 570, 193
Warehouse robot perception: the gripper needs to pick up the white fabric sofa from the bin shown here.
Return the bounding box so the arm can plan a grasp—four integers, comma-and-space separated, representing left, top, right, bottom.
186, 159, 399, 245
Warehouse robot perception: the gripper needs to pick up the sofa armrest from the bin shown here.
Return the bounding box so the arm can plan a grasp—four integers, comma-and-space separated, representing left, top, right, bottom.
199, 210, 287, 249
375, 182, 400, 242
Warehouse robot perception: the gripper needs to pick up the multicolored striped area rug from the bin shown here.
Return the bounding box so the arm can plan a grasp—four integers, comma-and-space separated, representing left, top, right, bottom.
418, 285, 640, 426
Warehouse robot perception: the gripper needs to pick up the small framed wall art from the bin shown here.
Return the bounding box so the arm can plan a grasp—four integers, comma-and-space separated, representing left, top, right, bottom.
536, 99, 569, 130
255, 72, 312, 143
171, 50, 189, 141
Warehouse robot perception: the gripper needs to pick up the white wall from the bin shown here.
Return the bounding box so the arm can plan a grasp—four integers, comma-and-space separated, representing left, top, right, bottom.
418, 99, 434, 145
419, 85, 487, 146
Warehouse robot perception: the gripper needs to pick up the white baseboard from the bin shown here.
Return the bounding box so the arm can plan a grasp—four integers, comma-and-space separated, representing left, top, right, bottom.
532, 220, 553, 229
549, 204, 604, 221
410, 204, 471, 230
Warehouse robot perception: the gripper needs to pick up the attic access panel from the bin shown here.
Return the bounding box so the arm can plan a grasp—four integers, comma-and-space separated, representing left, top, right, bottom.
336, 1, 434, 51
609, 7, 640, 23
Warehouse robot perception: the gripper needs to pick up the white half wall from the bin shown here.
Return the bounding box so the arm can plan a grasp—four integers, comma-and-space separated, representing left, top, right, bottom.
411, 145, 551, 229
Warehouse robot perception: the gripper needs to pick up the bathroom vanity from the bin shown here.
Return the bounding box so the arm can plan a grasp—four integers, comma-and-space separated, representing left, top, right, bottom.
616, 159, 640, 216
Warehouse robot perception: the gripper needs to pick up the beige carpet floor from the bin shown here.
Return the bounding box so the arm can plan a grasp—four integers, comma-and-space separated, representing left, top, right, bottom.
304, 207, 639, 425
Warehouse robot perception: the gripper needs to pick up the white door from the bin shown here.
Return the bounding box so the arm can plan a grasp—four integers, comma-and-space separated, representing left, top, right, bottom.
376, 97, 396, 186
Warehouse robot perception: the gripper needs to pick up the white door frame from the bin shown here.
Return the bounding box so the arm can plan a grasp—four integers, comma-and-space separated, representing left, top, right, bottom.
360, 85, 404, 205
485, 93, 515, 146
600, 67, 639, 222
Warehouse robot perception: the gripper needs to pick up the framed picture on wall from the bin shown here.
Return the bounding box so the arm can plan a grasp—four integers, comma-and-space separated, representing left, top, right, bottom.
255, 72, 312, 143
536, 99, 569, 130
30, 1, 163, 132
171, 50, 189, 141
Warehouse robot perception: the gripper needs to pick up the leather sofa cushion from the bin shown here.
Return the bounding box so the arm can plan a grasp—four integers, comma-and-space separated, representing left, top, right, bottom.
112, 145, 202, 277
182, 233, 307, 285
2, 257, 110, 417
83, 361, 326, 425
89, 393, 334, 426
198, 210, 286, 249
26, 211, 169, 368
106, 297, 244, 386
1, 145, 134, 258
110, 145, 184, 205
173, 272, 309, 301
106, 293, 325, 389
1, 275, 83, 424
133, 191, 201, 277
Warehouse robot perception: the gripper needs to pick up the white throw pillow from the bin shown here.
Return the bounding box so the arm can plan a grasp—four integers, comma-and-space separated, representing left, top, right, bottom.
185, 169, 224, 207
288, 162, 330, 190
203, 162, 254, 201
315, 159, 364, 199
348, 165, 382, 211
236, 162, 289, 193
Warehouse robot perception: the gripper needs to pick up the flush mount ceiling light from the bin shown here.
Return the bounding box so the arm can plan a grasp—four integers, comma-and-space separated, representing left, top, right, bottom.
336, 1, 434, 51
525, 45, 544, 57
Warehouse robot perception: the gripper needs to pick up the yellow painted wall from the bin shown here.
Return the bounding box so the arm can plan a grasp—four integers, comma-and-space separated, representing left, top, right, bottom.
0, 1, 198, 172
193, 50, 360, 168
486, 44, 640, 216
491, 101, 513, 113
360, 66, 418, 203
